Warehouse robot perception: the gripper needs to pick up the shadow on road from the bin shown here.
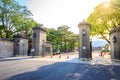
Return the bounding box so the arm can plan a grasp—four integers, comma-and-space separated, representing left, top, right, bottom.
8, 62, 120, 80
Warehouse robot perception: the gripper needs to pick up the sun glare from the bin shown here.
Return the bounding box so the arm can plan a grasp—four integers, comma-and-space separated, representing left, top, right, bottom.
103, 0, 111, 8
104, 2, 109, 8
104, 0, 110, 2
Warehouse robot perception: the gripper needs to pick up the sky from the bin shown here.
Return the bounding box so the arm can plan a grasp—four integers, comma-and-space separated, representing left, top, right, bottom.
17, 0, 110, 34
17, 0, 109, 45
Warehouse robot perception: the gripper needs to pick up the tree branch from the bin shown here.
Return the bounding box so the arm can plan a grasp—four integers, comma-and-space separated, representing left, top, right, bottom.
100, 32, 110, 43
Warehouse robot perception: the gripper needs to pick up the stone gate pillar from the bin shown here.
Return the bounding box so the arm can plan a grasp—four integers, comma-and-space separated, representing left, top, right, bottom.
14, 34, 28, 56
78, 21, 91, 59
110, 25, 120, 60
32, 26, 47, 56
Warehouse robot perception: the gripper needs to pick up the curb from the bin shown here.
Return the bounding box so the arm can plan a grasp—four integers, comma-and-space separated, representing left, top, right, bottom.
0, 56, 32, 62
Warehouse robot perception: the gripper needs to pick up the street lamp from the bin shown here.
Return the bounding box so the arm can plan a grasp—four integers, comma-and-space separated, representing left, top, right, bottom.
82, 29, 86, 36
113, 36, 117, 43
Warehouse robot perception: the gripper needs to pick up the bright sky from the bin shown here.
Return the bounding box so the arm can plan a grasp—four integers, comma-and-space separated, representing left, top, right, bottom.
18, 0, 110, 34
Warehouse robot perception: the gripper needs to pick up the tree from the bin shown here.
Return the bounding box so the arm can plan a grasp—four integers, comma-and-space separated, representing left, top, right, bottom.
87, 0, 120, 43
67, 34, 78, 52
57, 25, 70, 52
0, 0, 36, 39
47, 28, 62, 52
17, 18, 37, 39
47, 25, 79, 52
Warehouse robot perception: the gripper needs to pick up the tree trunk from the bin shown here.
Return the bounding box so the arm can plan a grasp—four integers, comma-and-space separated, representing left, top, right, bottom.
65, 40, 66, 52
60, 36, 63, 52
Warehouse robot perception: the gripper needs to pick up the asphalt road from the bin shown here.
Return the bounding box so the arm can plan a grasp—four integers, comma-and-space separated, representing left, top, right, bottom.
0, 59, 120, 80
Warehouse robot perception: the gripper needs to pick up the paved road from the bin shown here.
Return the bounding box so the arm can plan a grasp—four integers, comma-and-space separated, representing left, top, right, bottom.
0, 58, 120, 80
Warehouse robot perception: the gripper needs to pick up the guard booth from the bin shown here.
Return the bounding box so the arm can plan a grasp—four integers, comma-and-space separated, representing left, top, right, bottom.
78, 21, 92, 60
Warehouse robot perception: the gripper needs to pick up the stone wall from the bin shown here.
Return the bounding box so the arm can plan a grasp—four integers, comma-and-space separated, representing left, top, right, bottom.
0, 34, 29, 58
0, 39, 14, 58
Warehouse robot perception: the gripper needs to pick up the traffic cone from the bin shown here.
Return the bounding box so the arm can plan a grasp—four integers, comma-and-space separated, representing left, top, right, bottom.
50, 55, 53, 58
59, 55, 61, 58
67, 55, 69, 59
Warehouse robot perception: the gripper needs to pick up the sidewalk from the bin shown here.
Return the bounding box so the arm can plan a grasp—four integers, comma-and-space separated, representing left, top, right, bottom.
0, 56, 32, 62
0, 53, 120, 66
65, 57, 120, 66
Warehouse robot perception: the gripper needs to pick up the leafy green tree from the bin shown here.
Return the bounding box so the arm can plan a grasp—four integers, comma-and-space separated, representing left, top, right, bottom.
0, 0, 36, 39
57, 25, 70, 52
87, 0, 120, 43
17, 18, 37, 39
47, 28, 62, 52
68, 34, 79, 52
47, 25, 78, 52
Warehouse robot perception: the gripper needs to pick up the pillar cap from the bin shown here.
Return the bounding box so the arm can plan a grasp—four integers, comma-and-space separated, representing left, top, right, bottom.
78, 20, 91, 28
14, 34, 27, 39
33, 26, 47, 32
110, 25, 120, 35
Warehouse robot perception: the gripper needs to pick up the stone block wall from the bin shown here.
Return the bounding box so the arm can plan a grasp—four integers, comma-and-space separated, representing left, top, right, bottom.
0, 39, 14, 58
0, 34, 29, 58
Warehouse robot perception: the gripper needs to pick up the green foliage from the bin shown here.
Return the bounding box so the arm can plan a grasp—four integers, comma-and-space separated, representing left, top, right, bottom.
47, 25, 78, 52
0, 0, 37, 39
0, 25, 4, 30
104, 43, 110, 52
87, 0, 120, 43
